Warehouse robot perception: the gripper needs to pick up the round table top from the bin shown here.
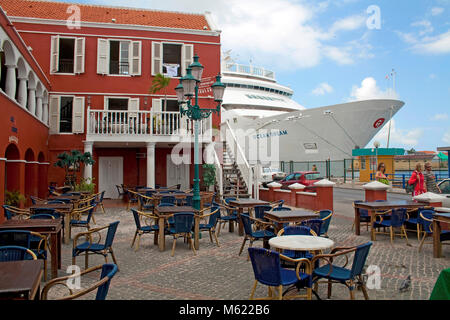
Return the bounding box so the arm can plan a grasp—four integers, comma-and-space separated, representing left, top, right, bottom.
269, 235, 335, 251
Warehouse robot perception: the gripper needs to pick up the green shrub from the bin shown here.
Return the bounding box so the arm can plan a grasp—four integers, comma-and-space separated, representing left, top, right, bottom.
5, 190, 26, 206
74, 177, 96, 193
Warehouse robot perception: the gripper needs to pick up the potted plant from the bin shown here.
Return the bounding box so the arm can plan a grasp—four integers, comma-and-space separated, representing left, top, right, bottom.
5, 190, 26, 207
202, 164, 216, 192
54, 150, 95, 189
74, 177, 96, 194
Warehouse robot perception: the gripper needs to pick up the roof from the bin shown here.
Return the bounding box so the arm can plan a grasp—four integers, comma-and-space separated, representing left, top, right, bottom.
437, 152, 448, 161
0, 0, 211, 30
394, 154, 435, 161
352, 148, 405, 157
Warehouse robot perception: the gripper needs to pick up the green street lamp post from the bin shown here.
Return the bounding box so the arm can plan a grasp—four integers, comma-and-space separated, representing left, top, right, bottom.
176, 54, 225, 210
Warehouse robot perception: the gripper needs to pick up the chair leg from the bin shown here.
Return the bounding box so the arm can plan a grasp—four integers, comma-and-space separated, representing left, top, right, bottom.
418, 233, 427, 252
327, 280, 332, 299
278, 285, 283, 300
359, 279, 370, 300
85, 252, 89, 270
213, 230, 220, 247
188, 235, 196, 256
109, 248, 119, 270
416, 224, 421, 242
100, 203, 105, 214
402, 226, 409, 245
238, 236, 248, 256
250, 280, 258, 300
209, 230, 213, 243
171, 236, 177, 257
131, 230, 138, 248
136, 234, 141, 252
217, 222, 222, 236
43, 259, 47, 282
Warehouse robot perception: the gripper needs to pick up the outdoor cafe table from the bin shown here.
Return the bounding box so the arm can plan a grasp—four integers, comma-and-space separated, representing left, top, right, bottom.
264, 210, 320, 234
433, 213, 450, 258
48, 194, 82, 202
150, 192, 211, 210
0, 260, 43, 300
353, 200, 424, 241
0, 218, 63, 279
269, 235, 335, 252
154, 206, 202, 251
30, 203, 73, 244
228, 199, 270, 236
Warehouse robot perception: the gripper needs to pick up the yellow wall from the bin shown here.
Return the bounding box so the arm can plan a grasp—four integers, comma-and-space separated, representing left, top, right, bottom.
359, 155, 396, 182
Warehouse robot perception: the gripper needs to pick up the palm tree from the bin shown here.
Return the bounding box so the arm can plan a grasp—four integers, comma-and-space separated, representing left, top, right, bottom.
150, 73, 171, 132
54, 150, 95, 188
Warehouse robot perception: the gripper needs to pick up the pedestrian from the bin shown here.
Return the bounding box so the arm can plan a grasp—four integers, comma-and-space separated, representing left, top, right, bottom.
375, 162, 390, 185
312, 164, 317, 172
408, 163, 426, 196
424, 162, 441, 194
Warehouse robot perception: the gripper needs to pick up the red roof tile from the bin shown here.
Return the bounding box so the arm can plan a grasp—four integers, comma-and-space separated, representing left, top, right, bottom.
0, 0, 211, 30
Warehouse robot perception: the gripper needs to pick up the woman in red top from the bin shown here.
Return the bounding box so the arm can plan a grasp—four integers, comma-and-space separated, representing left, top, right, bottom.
408, 163, 427, 196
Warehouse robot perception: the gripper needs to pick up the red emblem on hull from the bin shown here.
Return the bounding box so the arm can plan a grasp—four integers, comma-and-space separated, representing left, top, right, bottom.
373, 118, 385, 128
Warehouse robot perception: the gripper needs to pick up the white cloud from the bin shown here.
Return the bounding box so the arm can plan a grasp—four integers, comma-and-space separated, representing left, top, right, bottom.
412, 31, 450, 54
411, 20, 434, 36
431, 7, 444, 16
329, 14, 366, 34
443, 131, 450, 144
371, 119, 424, 147
349, 77, 399, 101
431, 113, 448, 121
312, 82, 334, 96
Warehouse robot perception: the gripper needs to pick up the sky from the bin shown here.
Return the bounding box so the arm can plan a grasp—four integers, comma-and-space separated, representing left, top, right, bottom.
57, 0, 450, 151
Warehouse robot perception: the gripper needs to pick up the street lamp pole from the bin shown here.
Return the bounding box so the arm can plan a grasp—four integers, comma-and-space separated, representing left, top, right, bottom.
176, 55, 225, 210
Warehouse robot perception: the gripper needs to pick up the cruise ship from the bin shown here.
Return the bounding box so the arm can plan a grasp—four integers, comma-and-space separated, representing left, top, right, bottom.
220, 57, 405, 162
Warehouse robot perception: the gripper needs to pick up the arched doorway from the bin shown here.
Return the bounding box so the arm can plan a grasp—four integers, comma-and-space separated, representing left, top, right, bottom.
25, 148, 36, 204
38, 152, 47, 198
5, 144, 21, 200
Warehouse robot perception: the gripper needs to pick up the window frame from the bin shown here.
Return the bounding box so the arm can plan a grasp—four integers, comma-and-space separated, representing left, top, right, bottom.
51, 36, 77, 75
161, 41, 183, 79
58, 95, 75, 134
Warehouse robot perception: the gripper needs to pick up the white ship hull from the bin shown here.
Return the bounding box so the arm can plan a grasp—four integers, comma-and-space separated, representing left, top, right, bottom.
222, 99, 405, 162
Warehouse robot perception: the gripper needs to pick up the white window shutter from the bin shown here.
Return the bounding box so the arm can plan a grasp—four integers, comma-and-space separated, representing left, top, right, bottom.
49, 96, 60, 134
50, 35, 60, 73
152, 98, 161, 112
130, 41, 142, 76
74, 37, 85, 74
182, 44, 194, 76
128, 98, 139, 117
97, 39, 109, 74
72, 96, 85, 133
151, 42, 162, 76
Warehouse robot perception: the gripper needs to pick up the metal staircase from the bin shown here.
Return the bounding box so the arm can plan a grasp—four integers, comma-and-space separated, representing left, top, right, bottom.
222, 141, 249, 196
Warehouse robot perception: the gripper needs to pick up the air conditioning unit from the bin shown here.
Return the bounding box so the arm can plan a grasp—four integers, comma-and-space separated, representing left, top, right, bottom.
136, 153, 146, 159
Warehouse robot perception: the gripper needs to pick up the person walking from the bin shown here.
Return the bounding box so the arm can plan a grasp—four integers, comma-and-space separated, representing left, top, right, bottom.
375, 162, 390, 185
408, 163, 426, 196
424, 162, 441, 194
312, 164, 317, 172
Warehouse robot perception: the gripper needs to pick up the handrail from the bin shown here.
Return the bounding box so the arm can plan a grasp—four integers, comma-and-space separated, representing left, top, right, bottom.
213, 147, 223, 198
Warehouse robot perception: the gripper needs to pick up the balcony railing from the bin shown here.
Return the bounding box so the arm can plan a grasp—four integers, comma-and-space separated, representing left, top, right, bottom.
222, 63, 275, 80
87, 108, 212, 140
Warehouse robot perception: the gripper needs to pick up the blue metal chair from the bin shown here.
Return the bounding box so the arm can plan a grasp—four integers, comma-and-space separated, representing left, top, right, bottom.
41, 263, 118, 300
224, 197, 237, 205
69, 205, 96, 239
125, 188, 139, 210
418, 210, 450, 252
373, 208, 409, 244
217, 203, 239, 236
312, 242, 373, 300
167, 212, 196, 257
318, 210, 333, 237
248, 247, 312, 300
253, 205, 273, 221
3, 205, 30, 220
29, 213, 56, 220
406, 207, 434, 241
272, 207, 292, 212
94, 191, 106, 214
277, 226, 316, 269
160, 195, 175, 205
184, 195, 193, 206
138, 193, 154, 211
0, 245, 37, 261
198, 206, 221, 247
352, 200, 370, 231
130, 209, 159, 251
300, 219, 323, 237
238, 214, 276, 257
73, 221, 120, 270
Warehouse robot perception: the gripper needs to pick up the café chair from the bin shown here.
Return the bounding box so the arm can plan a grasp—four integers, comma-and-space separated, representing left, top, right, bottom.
248, 247, 312, 300
239, 214, 276, 259
372, 208, 409, 244
311, 242, 373, 300
69, 205, 97, 239
277, 226, 317, 270
130, 209, 159, 251
93, 191, 106, 214
2, 205, 30, 220
197, 206, 221, 247
30, 196, 47, 205
116, 184, 125, 199
160, 196, 176, 205
72, 221, 120, 270
0, 245, 37, 261
418, 210, 450, 252
406, 207, 434, 242
352, 200, 370, 231
270, 199, 284, 209
41, 263, 118, 300
216, 203, 239, 236
272, 207, 292, 212
317, 210, 333, 237
138, 193, 154, 212
125, 189, 139, 210
167, 212, 196, 257
29, 213, 56, 220
300, 219, 323, 237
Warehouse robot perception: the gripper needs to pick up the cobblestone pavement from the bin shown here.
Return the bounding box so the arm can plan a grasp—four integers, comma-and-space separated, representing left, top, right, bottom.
43, 201, 450, 300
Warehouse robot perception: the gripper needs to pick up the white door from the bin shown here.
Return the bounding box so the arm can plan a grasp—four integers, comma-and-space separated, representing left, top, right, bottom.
99, 157, 124, 199
166, 155, 190, 190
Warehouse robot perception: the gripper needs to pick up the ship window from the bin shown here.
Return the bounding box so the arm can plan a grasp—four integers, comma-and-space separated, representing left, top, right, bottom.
109, 40, 130, 75
59, 97, 73, 133
58, 38, 75, 73
162, 44, 182, 77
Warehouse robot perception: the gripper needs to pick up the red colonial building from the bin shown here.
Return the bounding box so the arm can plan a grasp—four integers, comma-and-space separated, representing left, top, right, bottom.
0, 0, 221, 205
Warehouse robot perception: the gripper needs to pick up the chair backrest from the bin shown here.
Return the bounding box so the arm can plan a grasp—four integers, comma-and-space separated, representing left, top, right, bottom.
276, 199, 285, 208
160, 196, 175, 204
319, 210, 333, 235
47, 200, 65, 204
418, 209, 435, 233
95, 264, 118, 300
30, 196, 42, 205
224, 197, 236, 205
253, 205, 272, 220
240, 214, 255, 236
3, 205, 15, 220
272, 207, 292, 212
353, 200, 368, 216
159, 202, 175, 207
282, 225, 314, 236
137, 194, 150, 207
55, 198, 72, 204
116, 185, 124, 195
32, 208, 60, 219
248, 247, 282, 287
350, 242, 373, 278
104, 221, 120, 248
185, 195, 193, 207
30, 213, 56, 220
0, 230, 31, 248
145, 190, 156, 197
131, 209, 142, 230
96, 191, 105, 203
390, 208, 407, 227
172, 212, 195, 233
300, 219, 323, 236
0, 245, 37, 261
208, 207, 220, 226
159, 190, 171, 194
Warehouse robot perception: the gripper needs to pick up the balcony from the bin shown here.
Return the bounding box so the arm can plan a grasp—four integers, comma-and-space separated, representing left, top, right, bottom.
86, 108, 213, 143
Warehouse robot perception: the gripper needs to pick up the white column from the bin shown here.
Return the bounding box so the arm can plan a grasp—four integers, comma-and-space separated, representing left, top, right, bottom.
5, 65, 17, 99
146, 142, 156, 188
28, 86, 36, 114
84, 141, 94, 180
36, 94, 43, 120
17, 77, 28, 108
43, 101, 49, 125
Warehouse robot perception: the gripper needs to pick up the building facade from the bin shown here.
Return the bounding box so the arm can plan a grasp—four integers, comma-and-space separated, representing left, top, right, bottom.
0, 0, 221, 200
